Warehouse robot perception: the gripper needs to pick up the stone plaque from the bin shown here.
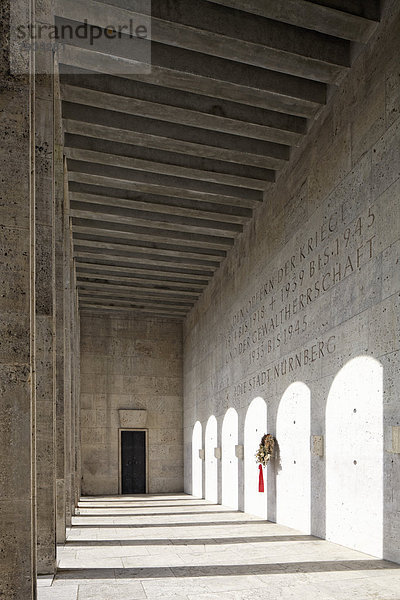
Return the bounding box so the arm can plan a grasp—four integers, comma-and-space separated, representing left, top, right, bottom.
214, 447, 221, 459
311, 435, 324, 457
235, 444, 244, 459
199, 449, 205, 460
392, 427, 400, 453
119, 409, 147, 428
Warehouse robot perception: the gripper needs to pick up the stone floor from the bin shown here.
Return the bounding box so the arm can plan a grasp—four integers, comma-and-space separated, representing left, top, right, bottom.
38, 494, 400, 600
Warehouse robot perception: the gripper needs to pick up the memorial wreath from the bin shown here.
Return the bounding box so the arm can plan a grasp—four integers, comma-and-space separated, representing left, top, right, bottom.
255, 433, 275, 466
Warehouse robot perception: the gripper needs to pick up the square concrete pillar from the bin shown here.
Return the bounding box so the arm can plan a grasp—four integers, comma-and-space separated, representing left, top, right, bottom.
0, 6, 36, 597
34, 28, 57, 576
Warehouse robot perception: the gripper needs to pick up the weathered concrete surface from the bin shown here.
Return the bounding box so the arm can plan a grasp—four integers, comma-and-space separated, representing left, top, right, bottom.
63, 184, 81, 524
0, 1, 36, 596
54, 71, 67, 545
183, 0, 400, 564
80, 314, 183, 495
35, 67, 57, 574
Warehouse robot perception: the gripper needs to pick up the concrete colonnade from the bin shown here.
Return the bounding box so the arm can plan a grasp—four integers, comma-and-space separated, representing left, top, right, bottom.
0, 1, 81, 596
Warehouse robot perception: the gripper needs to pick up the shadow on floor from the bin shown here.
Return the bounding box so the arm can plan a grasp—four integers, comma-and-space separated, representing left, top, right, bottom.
74, 510, 238, 517
73, 519, 272, 528
65, 534, 318, 546
55, 559, 400, 581
76, 504, 213, 510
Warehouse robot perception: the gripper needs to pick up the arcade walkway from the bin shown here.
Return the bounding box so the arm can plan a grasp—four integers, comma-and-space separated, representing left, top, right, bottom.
38, 495, 400, 600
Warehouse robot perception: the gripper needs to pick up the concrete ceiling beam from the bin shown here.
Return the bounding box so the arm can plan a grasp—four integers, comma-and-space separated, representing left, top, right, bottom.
62, 74, 307, 138
64, 147, 271, 190
76, 262, 211, 285
68, 172, 262, 210
71, 218, 234, 251
78, 286, 197, 305
62, 105, 291, 163
59, 48, 324, 117
76, 271, 206, 291
206, 0, 379, 42
56, 0, 350, 82
63, 119, 287, 171
74, 250, 218, 273
78, 289, 194, 308
69, 186, 252, 218
75, 255, 215, 278
61, 84, 302, 146
64, 131, 275, 183
69, 192, 250, 225
79, 302, 186, 319
72, 233, 226, 261
69, 203, 242, 238
67, 159, 264, 202
72, 241, 223, 268
77, 279, 201, 299
79, 298, 191, 314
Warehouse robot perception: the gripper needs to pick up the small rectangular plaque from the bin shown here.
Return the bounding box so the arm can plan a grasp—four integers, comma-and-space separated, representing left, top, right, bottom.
119, 409, 147, 428
393, 427, 400, 453
235, 444, 244, 459
311, 435, 324, 457
199, 449, 205, 460
214, 447, 221, 460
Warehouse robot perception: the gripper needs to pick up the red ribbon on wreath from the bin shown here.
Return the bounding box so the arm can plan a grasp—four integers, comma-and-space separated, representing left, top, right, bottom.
258, 464, 264, 493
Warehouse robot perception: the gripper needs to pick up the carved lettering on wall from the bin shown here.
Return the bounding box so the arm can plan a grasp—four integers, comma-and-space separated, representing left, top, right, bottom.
225, 201, 376, 368
233, 335, 337, 397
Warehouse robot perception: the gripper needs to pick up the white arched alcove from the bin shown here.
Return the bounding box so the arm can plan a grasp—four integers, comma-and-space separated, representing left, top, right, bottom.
326, 356, 383, 557
205, 415, 218, 503
244, 397, 268, 518
221, 407, 239, 510
276, 382, 311, 533
192, 421, 203, 498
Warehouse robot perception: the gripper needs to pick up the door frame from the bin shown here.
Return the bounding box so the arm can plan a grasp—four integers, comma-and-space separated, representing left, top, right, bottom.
118, 428, 149, 495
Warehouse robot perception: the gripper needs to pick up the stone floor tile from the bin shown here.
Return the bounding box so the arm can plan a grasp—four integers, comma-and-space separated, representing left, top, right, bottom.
37, 575, 54, 587
37, 585, 78, 599
316, 576, 400, 599
141, 576, 210, 596
38, 495, 400, 600
122, 553, 186, 568
77, 582, 146, 599
58, 557, 124, 569
203, 574, 266, 592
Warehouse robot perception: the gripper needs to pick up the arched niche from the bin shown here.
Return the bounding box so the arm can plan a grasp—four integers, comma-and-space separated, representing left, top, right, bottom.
276, 381, 311, 533
221, 407, 239, 510
192, 421, 203, 498
205, 415, 218, 503
244, 397, 268, 518
326, 356, 383, 557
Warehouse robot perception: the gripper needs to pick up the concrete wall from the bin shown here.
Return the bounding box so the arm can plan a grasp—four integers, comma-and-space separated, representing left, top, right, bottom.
183, 0, 400, 563
80, 313, 183, 495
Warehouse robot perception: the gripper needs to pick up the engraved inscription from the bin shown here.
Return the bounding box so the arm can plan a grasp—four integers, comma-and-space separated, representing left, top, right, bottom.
225, 202, 376, 367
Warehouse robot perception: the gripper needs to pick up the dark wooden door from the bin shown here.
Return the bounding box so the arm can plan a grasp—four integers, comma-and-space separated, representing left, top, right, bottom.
121, 430, 146, 494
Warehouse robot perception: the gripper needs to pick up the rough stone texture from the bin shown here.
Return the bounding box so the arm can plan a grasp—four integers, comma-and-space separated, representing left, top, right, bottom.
35, 72, 57, 575
64, 202, 73, 529
183, 0, 400, 564
80, 313, 183, 495
54, 71, 67, 544
0, 2, 36, 597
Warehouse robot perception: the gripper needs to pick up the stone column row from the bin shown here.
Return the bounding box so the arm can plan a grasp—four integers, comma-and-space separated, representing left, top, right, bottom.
0, 0, 81, 595
0, 3, 37, 593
